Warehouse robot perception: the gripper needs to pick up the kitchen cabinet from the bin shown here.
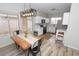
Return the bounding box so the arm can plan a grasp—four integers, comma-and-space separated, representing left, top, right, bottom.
34, 16, 49, 24
34, 16, 42, 23
43, 17, 49, 23
62, 12, 70, 25
47, 24, 56, 33
33, 16, 49, 35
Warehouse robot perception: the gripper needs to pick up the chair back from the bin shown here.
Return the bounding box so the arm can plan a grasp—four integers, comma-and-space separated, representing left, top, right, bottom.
30, 39, 42, 56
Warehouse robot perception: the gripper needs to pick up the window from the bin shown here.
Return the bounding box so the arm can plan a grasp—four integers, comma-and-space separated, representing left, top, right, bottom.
0, 14, 19, 47
51, 17, 62, 24
9, 19, 19, 33
0, 16, 19, 36
0, 18, 9, 35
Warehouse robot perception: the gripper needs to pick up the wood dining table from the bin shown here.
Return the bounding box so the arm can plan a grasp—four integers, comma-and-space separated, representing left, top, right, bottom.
13, 36, 31, 50
11, 32, 53, 56
11, 34, 44, 55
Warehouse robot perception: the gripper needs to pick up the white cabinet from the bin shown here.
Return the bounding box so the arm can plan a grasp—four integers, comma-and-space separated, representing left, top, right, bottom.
33, 16, 49, 35
43, 17, 49, 23
33, 25, 43, 35
34, 16, 49, 24
34, 16, 42, 23
62, 12, 70, 25
47, 24, 56, 33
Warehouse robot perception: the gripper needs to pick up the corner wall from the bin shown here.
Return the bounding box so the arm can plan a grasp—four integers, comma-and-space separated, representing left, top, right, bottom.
64, 3, 79, 50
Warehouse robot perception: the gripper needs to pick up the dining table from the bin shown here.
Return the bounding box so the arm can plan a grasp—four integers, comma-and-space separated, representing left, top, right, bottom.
12, 32, 53, 56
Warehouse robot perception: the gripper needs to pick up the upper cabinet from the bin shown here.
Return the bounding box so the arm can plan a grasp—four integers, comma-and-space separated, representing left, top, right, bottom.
34, 16, 43, 23
34, 16, 49, 24
62, 12, 70, 25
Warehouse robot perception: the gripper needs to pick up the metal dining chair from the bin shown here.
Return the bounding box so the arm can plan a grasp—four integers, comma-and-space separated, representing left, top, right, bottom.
29, 39, 42, 56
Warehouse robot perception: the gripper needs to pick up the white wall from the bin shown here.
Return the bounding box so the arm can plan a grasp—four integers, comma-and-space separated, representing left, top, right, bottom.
64, 3, 79, 50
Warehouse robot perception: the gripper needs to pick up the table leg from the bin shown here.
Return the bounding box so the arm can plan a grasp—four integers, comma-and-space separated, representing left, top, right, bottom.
15, 43, 20, 49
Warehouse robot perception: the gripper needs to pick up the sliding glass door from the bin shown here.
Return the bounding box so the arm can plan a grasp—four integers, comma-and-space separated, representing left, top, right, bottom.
0, 16, 19, 47
0, 17, 9, 35
0, 17, 11, 47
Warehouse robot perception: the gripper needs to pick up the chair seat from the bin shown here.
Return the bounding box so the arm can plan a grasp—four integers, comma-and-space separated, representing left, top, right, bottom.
30, 46, 40, 55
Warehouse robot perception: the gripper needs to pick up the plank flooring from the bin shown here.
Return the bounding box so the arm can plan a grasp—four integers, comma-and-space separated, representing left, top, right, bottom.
0, 36, 79, 56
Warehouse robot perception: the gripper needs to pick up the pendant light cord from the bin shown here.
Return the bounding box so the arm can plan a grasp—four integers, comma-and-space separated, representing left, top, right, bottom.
24, 3, 26, 10
29, 3, 31, 9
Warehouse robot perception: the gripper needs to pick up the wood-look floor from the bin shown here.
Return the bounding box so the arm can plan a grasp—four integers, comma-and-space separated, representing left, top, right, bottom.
50, 41, 79, 56
17, 40, 79, 56
0, 38, 79, 56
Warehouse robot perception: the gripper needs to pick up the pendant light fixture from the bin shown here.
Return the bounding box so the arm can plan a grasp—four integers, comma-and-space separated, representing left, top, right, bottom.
20, 3, 37, 17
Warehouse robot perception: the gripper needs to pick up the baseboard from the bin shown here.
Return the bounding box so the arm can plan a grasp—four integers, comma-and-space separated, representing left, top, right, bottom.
64, 43, 79, 51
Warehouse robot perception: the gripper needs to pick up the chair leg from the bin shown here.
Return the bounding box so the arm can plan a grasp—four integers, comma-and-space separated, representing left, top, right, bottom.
15, 43, 20, 49
40, 50, 41, 56
27, 48, 31, 56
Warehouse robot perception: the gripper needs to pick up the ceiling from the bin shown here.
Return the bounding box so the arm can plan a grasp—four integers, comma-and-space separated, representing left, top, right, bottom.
0, 3, 71, 15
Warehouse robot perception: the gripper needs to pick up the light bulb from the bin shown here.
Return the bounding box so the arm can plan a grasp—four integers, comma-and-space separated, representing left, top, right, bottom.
31, 13, 33, 15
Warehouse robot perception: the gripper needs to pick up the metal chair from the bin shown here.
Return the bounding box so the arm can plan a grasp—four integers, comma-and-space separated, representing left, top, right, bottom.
29, 39, 42, 56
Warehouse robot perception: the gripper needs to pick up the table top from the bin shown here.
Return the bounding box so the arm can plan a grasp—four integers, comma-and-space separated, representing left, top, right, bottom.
12, 32, 53, 50
14, 36, 31, 50
17, 35, 39, 47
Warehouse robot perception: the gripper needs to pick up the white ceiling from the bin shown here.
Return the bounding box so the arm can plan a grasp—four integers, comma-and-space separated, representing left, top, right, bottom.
30, 3, 71, 14
0, 3, 71, 15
